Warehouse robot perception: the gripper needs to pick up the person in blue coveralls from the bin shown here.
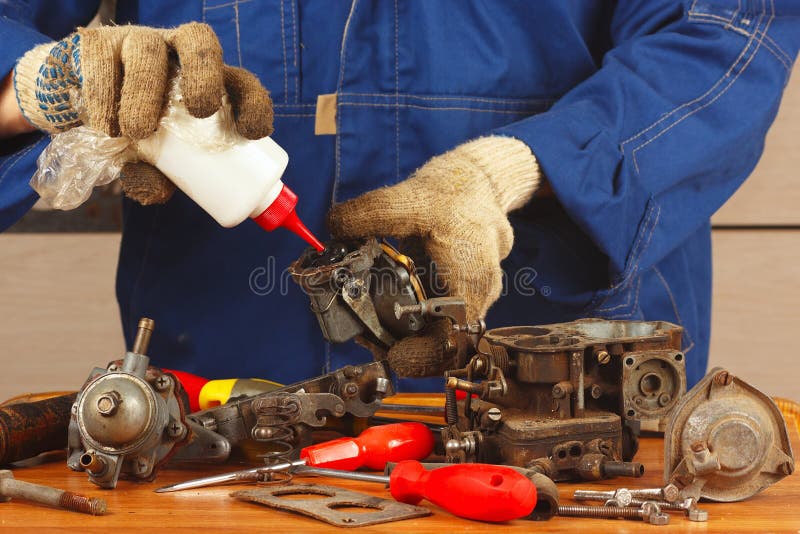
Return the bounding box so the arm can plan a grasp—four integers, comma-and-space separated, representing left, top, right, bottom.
1, 2, 798, 390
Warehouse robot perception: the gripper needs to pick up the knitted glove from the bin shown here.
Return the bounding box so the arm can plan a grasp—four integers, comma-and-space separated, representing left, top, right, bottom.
328, 136, 541, 376
13, 23, 273, 205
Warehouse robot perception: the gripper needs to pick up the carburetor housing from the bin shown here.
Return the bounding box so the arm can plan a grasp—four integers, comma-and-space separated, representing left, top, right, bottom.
444, 319, 686, 481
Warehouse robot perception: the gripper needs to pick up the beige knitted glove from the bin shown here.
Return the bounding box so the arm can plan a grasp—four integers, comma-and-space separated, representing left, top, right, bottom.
328, 136, 541, 377
13, 23, 273, 205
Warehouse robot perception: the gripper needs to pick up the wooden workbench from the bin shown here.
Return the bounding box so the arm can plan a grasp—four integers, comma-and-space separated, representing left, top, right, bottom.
1, 420, 798, 532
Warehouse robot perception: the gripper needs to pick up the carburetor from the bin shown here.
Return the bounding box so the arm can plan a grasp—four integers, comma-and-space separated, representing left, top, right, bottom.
443, 319, 687, 481
67, 319, 197, 488
291, 239, 688, 483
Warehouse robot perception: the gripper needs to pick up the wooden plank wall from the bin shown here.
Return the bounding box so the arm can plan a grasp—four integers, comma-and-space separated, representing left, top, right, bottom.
0, 68, 798, 401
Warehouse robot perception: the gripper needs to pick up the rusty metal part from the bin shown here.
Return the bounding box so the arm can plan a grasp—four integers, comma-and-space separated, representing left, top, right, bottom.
663, 367, 794, 502
232, 484, 431, 527
0, 469, 106, 515
186, 361, 393, 456
557, 500, 669, 525
0, 392, 77, 465
67, 318, 213, 489
444, 319, 685, 482
289, 239, 427, 347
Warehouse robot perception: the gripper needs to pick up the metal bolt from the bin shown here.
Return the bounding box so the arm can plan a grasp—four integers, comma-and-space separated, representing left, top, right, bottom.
344, 383, 359, 396
487, 407, 502, 422
96, 391, 121, 416
334, 403, 345, 416
558, 501, 669, 525
590, 384, 602, 399
596, 350, 611, 365
0, 470, 106, 515
575, 486, 682, 505
135, 457, 150, 475
575, 488, 634, 507
107, 363, 119, 372
626, 497, 708, 521
658, 393, 672, 406
154, 375, 172, 391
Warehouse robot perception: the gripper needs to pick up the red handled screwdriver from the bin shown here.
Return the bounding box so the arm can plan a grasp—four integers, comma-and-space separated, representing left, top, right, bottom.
295, 460, 538, 522
155, 422, 434, 492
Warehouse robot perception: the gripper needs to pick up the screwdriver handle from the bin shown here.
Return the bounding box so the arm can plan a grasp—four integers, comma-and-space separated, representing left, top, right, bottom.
300, 422, 434, 471
389, 461, 537, 522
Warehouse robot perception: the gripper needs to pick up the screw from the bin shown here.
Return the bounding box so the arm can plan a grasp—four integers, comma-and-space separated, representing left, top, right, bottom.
658, 393, 672, 406
0, 470, 106, 515
167, 420, 186, 440
154, 375, 172, 391
590, 384, 602, 399
596, 350, 611, 365
558, 501, 669, 525
486, 407, 502, 422
714, 371, 733, 386
344, 383, 359, 396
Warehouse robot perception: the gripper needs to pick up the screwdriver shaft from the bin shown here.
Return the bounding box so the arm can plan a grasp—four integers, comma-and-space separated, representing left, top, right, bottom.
294, 465, 389, 484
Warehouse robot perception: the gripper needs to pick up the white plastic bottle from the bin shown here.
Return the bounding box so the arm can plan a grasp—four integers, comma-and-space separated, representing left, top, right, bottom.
135, 92, 323, 251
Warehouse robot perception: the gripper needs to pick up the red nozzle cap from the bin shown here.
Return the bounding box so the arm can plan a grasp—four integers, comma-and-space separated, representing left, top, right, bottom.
252, 184, 324, 251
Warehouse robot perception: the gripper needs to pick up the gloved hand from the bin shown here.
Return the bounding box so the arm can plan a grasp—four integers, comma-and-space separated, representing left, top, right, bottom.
328, 136, 541, 376
13, 23, 273, 205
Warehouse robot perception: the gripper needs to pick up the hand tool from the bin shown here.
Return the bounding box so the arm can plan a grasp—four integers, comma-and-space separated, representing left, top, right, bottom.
155, 422, 434, 492
293, 460, 537, 522
0, 392, 76, 465
0, 470, 106, 515
384, 461, 559, 521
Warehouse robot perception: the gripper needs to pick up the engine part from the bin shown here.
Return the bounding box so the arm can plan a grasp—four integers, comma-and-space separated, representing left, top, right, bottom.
67, 318, 224, 488
443, 319, 686, 481
663, 367, 795, 502
232, 484, 431, 527
290, 239, 427, 347
185, 361, 394, 459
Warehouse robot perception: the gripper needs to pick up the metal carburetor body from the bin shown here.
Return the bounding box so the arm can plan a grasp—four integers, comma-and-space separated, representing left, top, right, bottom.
289, 239, 429, 349
443, 319, 686, 481
67, 319, 194, 488
290, 240, 689, 483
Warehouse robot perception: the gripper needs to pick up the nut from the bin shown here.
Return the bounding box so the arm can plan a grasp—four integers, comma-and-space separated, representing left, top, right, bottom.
688, 508, 709, 522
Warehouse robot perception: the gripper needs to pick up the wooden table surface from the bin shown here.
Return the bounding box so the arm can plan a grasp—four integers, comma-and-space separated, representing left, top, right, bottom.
2, 416, 798, 532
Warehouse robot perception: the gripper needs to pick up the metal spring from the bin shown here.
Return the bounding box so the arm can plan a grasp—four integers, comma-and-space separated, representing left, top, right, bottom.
251, 393, 299, 484
444, 387, 459, 425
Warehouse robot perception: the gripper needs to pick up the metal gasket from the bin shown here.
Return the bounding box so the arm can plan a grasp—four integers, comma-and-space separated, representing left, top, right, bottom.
231, 484, 431, 527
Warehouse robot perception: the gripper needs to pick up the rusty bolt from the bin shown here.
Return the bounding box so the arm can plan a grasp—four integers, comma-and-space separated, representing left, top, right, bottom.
662, 484, 681, 503
713, 371, 733, 386
779, 462, 794, 476
596, 350, 611, 365
690, 441, 707, 453
0, 470, 106, 515
344, 383, 359, 396
658, 393, 672, 407
334, 403, 345, 416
